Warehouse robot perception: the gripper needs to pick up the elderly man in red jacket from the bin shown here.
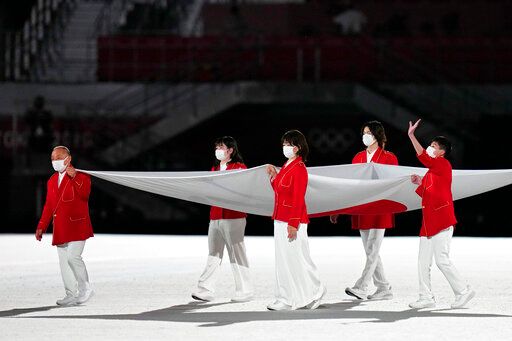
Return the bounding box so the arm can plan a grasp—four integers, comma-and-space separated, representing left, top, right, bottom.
407, 120, 475, 310
36, 146, 94, 306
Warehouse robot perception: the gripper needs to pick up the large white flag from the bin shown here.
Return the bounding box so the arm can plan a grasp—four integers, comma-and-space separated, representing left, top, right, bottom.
80, 164, 512, 217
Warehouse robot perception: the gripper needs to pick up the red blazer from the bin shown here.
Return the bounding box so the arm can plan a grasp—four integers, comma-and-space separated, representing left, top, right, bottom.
271, 157, 309, 228
415, 149, 457, 237
351, 147, 398, 229
37, 171, 94, 245
209, 162, 248, 220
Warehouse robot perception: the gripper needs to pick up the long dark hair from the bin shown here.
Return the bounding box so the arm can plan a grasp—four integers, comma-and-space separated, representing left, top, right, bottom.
361, 120, 387, 149
214, 136, 244, 166
281, 129, 309, 162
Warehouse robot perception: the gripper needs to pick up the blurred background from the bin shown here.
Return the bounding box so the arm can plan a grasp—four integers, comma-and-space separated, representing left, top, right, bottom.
0, 0, 511, 237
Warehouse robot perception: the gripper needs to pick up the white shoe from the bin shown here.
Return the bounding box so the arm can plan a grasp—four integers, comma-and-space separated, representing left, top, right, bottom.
267, 300, 292, 311
306, 286, 327, 310
231, 291, 254, 303
345, 287, 367, 300
191, 290, 214, 302
451, 287, 476, 309
368, 287, 393, 300
77, 288, 94, 305
409, 297, 436, 309
56, 294, 78, 306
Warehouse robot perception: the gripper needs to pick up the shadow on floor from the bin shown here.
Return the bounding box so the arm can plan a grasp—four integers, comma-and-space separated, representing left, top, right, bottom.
2, 299, 510, 327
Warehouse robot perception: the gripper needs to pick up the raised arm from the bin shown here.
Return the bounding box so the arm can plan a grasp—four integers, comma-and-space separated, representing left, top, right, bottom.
408, 119, 424, 156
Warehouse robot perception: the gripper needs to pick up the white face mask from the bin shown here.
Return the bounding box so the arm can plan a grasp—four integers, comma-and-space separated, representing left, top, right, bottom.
426, 146, 437, 158
52, 156, 68, 173
362, 133, 375, 147
215, 149, 228, 161
283, 145, 296, 159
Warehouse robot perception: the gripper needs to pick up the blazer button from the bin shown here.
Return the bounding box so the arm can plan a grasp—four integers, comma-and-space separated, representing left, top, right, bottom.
53, 214, 57, 217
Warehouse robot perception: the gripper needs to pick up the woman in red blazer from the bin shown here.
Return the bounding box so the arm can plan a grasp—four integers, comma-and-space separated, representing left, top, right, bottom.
408, 119, 474, 309
331, 121, 397, 301
266, 130, 325, 311
192, 136, 254, 303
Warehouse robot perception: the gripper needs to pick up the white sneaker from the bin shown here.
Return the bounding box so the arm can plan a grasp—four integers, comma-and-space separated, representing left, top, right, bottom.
451, 287, 476, 309
345, 287, 367, 300
191, 290, 214, 302
231, 291, 254, 303
368, 287, 393, 300
409, 297, 436, 309
77, 288, 94, 305
306, 286, 327, 310
56, 294, 78, 306
267, 300, 292, 311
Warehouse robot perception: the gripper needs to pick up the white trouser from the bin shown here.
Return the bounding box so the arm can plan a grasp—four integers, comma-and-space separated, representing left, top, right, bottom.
57, 240, 90, 297
418, 226, 468, 299
274, 221, 324, 309
197, 218, 253, 295
353, 228, 390, 291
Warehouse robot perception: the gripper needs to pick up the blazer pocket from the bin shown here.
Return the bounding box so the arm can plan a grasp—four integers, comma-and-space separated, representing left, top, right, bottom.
282, 200, 293, 208
433, 201, 450, 211
69, 216, 86, 222
62, 187, 75, 202
280, 179, 291, 188
423, 174, 433, 191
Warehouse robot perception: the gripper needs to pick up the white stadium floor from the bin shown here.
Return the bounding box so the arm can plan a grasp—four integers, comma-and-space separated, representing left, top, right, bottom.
1, 234, 511, 340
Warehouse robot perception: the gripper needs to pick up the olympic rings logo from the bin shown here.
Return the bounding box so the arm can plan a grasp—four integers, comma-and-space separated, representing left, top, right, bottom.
308, 127, 358, 154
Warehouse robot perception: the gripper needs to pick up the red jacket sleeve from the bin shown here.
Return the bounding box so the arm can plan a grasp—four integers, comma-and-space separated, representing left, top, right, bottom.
388, 152, 399, 166
37, 179, 54, 232
417, 149, 443, 175
270, 173, 277, 190
287, 165, 308, 229
70, 173, 91, 201
270, 165, 278, 190
417, 149, 434, 167
415, 185, 424, 198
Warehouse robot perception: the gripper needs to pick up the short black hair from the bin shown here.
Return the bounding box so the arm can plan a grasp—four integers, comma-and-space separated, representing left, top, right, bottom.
361, 120, 387, 148
431, 136, 452, 158
214, 136, 244, 165
281, 129, 309, 162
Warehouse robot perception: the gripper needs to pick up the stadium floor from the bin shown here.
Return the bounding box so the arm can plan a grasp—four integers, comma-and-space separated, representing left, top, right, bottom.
1, 234, 511, 340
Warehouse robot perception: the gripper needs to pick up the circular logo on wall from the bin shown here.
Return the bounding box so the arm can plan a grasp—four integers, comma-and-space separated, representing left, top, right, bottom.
308, 127, 357, 154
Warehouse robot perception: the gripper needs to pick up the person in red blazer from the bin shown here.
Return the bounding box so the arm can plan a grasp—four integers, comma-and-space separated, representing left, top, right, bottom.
35, 146, 94, 306
192, 136, 253, 303
408, 119, 475, 309
266, 130, 325, 311
331, 121, 397, 301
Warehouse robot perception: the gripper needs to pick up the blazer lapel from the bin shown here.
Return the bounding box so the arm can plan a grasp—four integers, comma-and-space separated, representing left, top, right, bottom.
277, 157, 302, 186
372, 147, 383, 163
361, 152, 367, 163
57, 173, 69, 198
